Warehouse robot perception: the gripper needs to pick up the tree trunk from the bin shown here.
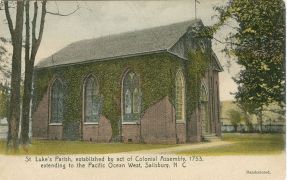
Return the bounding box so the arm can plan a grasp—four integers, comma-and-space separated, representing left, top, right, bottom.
7, 47, 22, 151
21, 61, 33, 144
21, 0, 47, 144
21, 0, 31, 145
5, 1, 25, 151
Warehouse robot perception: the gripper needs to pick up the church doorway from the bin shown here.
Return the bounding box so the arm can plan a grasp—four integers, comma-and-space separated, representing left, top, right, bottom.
200, 83, 210, 135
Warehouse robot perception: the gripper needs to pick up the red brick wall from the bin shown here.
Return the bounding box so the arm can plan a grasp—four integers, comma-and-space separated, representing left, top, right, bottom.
121, 97, 187, 144
122, 124, 141, 143
32, 91, 209, 143
140, 96, 176, 144
82, 124, 99, 141
32, 92, 49, 139
82, 116, 112, 142
98, 116, 113, 142
48, 125, 62, 139
33, 90, 113, 141
32, 90, 64, 140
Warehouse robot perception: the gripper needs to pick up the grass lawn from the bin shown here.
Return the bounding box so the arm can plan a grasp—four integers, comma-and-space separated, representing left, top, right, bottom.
0, 140, 177, 155
178, 133, 285, 156
0, 133, 285, 155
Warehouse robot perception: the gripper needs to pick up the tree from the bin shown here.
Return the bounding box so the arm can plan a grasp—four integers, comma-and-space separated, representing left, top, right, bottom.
207, 0, 285, 124
236, 101, 254, 132
4, 0, 24, 151
227, 109, 242, 132
20, 0, 79, 145
2, 0, 79, 150
21, 0, 47, 145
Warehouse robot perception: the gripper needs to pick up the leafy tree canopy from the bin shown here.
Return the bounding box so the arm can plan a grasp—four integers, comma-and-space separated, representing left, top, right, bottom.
207, 0, 285, 113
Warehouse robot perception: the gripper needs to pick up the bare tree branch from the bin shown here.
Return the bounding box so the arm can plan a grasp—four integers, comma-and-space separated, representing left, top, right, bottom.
31, 1, 38, 48
212, 37, 240, 46
24, 0, 30, 64
32, 0, 47, 58
54, 1, 59, 14
37, 0, 47, 45
46, 4, 79, 16
4, 1, 14, 36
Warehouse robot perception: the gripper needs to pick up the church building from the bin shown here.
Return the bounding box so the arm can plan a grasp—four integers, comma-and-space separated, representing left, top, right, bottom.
32, 19, 223, 143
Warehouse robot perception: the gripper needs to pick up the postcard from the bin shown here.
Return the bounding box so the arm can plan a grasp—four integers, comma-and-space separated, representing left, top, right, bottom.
0, 0, 285, 180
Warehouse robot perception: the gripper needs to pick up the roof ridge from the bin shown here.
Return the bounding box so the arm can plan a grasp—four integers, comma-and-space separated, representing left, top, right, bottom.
68, 19, 200, 45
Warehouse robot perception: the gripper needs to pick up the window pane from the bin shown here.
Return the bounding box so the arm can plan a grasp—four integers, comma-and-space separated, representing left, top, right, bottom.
133, 88, 140, 113
125, 89, 132, 114
123, 71, 140, 121
84, 76, 100, 122
51, 79, 63, 123
58, 92, 63, 123
175, 71, 185, 121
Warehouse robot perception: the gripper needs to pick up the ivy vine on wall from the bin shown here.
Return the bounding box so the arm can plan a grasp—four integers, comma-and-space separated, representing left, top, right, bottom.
33, 51, 209, 138
185, 49, 210, 122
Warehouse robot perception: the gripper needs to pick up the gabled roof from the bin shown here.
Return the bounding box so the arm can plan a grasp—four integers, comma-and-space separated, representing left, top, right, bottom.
36, 19, 202, 68
212, 51, 224, 72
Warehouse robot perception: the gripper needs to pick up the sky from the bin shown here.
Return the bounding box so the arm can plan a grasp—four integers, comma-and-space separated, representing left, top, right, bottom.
0, 0, 240, 101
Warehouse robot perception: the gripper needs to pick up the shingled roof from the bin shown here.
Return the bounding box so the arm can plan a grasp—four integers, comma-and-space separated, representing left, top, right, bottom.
36, 19, 203, 68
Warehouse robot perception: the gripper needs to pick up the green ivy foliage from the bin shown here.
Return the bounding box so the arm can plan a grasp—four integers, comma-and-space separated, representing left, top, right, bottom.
185, 49, 210, 119
33, 51, 209, 138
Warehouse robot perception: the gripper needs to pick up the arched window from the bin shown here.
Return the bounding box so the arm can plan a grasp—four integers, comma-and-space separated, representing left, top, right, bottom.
51, 79, 63, 123
84, 75, 100, 123
175, 70, 185, 121
123, 71, 141, 122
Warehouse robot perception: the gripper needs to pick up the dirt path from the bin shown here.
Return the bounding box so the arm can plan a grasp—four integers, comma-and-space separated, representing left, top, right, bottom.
123, 140, 233, 154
